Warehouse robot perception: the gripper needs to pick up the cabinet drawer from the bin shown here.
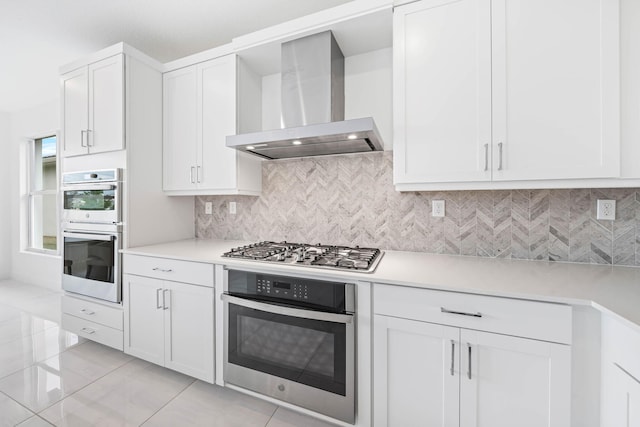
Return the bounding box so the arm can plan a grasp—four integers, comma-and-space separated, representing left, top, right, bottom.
62, 295, 123, 330
62, 313, 124, 351
374, 284, 572, 344
123, 254, 214, 287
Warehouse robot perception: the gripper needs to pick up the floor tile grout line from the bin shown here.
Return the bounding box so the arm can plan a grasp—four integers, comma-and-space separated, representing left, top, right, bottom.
138, 377, 198, 426
0, 389, 38, 424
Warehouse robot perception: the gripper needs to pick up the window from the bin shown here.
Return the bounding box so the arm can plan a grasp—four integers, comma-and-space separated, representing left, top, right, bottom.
27, 135, 58, 252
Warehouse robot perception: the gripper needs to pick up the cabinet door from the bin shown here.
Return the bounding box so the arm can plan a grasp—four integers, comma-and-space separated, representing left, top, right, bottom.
164, 281, 214, 383
88, 54, 125, 154
61, 67, 89, 157
492, 0, 619, 181
123, 274, 165, 366
602, 363, 640, 427
163, 66, 198, 191
393, 0, 492, 185
198, 54, 238, 190
373, 315, 459, 427
459, 330, 571, 427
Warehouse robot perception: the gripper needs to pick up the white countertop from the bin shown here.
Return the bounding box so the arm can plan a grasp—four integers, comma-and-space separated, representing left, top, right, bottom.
122, 238, 640, 332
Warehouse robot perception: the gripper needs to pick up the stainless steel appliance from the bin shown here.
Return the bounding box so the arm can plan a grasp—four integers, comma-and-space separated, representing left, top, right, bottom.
226, 31, 384, 159
62, 169, 121, 225
222, 241, 383, 273
222, 269, 355, 423
61, 169, 122, 303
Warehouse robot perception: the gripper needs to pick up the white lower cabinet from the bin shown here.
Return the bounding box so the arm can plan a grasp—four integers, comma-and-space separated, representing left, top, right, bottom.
123, 274, 214, 383
373, 284, 572, 427
601, 315, 640, 426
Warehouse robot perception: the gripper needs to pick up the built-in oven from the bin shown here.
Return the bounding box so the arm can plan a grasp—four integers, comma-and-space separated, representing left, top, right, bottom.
62, 169, 120, 225
61, 169, 122, 303
222, 269, 355, 424
62, 225, 121, 303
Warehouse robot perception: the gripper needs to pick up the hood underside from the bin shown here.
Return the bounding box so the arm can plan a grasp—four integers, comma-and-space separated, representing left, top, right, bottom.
226, 31, 384, 160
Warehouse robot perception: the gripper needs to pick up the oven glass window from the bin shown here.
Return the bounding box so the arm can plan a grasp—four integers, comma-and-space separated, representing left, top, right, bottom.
64, 189, 115, 211
63, 236, 115, 283
228, 304, 347, 396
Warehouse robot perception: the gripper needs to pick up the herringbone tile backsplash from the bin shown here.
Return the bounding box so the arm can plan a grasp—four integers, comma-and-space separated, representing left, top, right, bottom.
196, 151, 640, 266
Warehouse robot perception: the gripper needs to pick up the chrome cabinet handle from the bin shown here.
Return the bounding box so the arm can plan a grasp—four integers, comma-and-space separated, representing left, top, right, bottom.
80, 308, 95, 315
163, 289, 170, 310
81, 327, 96, 334
80, 130, 87, 147
156, 288, 163, 309
196, 166, 202, 183
467, 344, 472, 380
86, 129, 92, 147
450, 340, 455, 376
152, 267, 173, 273
498, 142, 503, 171
221, 293, 353, 324
484, 144, 489, 171
190, 166, 196, 184
441, 307, 482, 318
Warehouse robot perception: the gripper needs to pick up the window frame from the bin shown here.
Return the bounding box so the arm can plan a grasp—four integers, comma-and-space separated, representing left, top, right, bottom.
25, 132, 60, 255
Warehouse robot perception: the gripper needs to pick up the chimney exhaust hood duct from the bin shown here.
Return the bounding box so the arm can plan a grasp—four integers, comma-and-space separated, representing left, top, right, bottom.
226, 31, 383, 160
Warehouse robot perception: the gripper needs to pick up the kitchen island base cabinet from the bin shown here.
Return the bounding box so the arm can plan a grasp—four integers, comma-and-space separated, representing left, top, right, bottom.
123, 274, 214, 383
373, 284, 572, 427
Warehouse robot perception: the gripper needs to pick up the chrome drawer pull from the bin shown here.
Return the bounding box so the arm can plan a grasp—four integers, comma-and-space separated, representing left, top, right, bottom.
152, 267, 173, 273
81, 327, 96, 335
441, 307, 482, 318
80, 308, 95, 315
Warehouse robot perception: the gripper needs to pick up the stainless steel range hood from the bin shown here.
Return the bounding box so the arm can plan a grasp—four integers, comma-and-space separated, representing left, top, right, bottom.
226, 31, 384, 160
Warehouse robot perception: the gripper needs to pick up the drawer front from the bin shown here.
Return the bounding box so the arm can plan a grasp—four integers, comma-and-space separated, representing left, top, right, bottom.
123, 254, 214, 287
62, 295, 123, 330
62, 314, 124, 351
374, 284, 572, 344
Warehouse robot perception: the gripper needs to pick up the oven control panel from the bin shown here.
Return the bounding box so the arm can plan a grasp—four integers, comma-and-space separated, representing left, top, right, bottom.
227, 269, 353, 312
257, 278, 309, 300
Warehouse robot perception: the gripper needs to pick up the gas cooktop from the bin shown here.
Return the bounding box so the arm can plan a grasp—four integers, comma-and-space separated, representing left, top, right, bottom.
222, 241, 383, 273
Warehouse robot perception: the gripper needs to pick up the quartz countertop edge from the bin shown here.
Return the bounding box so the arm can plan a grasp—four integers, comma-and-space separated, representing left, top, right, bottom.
121, 238, 640, 333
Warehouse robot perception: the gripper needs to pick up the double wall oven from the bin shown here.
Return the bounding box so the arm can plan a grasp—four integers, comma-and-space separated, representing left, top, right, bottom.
61, 169, 122, 303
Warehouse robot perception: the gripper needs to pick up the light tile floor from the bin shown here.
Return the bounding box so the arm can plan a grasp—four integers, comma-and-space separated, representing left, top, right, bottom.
0, 280, 339, 427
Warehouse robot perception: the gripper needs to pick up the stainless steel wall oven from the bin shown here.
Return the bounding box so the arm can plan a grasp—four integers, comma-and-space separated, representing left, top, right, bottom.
222, 269, 355, 423
61, 169, 122, 303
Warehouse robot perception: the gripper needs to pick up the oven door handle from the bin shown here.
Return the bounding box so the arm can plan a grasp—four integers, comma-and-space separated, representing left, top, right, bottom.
62, 184, 117, 191
221, 294, 353, 324
62, 231, 116, 241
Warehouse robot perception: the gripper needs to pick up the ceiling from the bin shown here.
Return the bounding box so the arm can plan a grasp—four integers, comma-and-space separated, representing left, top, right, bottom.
0, 0, 352, 113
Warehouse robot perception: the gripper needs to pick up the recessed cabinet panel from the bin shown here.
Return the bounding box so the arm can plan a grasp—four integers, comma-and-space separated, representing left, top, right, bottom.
124, 274, 165, 366
459, 329, 571, 427
89, 54, 125, 154
492, 0, 619, 181
163, 67, 198, 191
394, 0, 492, 184
199, 56, 238, 190
61, 68, 89, 157
373, 315, 459, 426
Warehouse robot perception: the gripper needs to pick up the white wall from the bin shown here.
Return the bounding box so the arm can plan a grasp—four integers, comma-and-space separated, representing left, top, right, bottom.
0, 112, 10, 279
10, 100, 61, 290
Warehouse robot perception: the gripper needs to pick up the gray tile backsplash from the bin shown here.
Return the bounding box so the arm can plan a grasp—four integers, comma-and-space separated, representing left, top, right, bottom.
196, 151, 640, 266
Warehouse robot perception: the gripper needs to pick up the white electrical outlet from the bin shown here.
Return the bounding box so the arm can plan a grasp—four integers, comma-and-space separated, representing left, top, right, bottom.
229, 201, 237, 215
596, 199, 616, 220
432, 200, 445, 217
204, 202, 212, 215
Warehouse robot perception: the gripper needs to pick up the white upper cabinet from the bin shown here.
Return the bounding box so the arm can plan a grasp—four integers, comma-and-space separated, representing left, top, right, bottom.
163, 54, 262, 195
393, 0, 492, 184
394, 0, 621, 190
61, 54, 125, 157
